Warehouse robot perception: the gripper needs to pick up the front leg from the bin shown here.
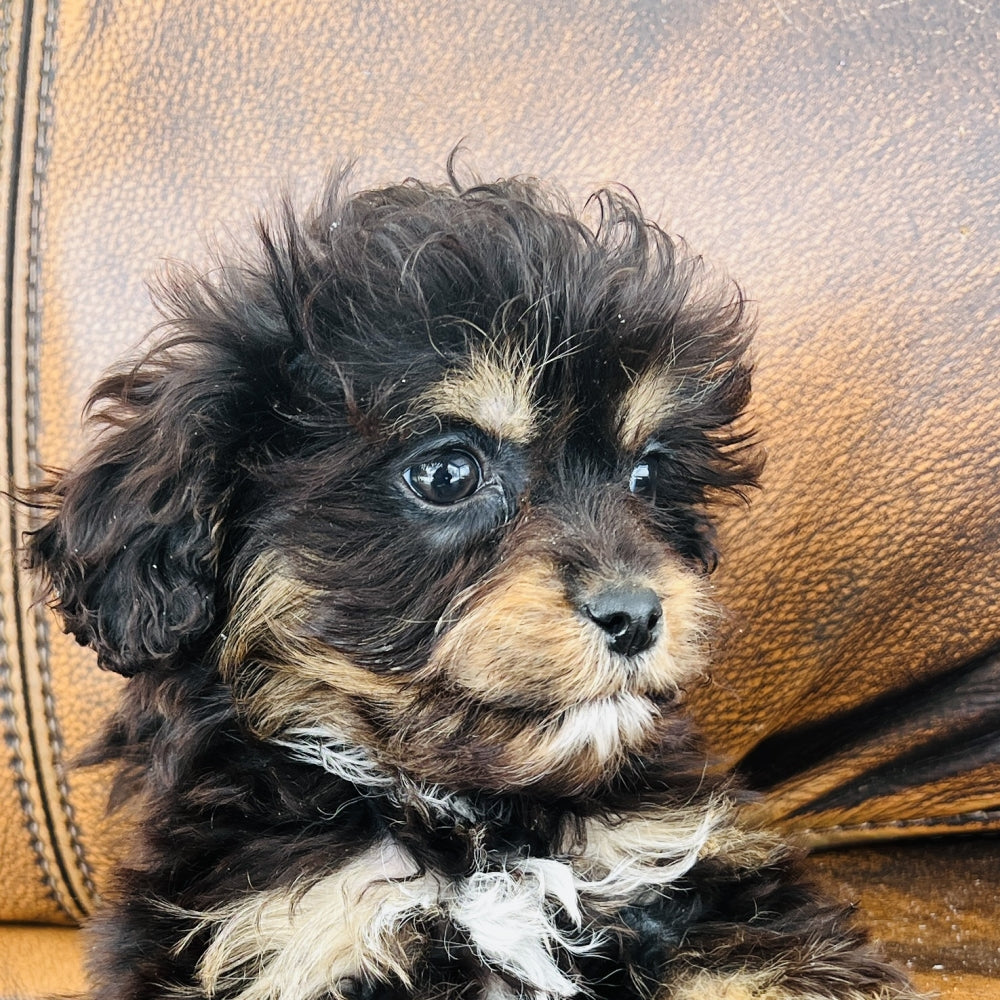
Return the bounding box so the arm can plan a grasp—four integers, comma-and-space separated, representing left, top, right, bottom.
660, 902, 923, 1000
572, 802, 924, 1000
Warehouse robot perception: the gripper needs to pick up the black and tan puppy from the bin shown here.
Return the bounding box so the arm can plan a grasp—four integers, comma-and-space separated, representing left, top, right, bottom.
27, 171, 920, 999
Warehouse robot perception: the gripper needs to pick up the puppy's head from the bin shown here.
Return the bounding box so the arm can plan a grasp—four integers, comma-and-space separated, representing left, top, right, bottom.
28, 173, 760, 796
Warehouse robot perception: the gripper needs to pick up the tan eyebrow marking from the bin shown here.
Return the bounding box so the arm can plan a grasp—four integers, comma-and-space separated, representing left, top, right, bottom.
409, 347, 542, 444
616, 365, 686, 452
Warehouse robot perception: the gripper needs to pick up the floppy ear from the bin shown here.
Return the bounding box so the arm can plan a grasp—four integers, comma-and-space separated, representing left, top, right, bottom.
25, 351, 235, 677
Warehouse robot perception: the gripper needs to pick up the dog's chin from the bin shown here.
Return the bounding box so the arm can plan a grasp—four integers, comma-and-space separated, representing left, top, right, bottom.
521, 690, 668, 777
231, 654, 697, 798
274, 686, 682, 800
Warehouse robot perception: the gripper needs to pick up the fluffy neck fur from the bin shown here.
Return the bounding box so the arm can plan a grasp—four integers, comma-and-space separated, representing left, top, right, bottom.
94, 663, 747, 1000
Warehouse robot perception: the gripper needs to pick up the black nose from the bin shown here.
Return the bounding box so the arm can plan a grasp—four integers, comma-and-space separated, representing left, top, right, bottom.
584, 584, 662, 657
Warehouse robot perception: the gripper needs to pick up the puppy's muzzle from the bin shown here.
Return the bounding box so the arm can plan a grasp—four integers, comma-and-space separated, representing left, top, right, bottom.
582, 583, 662, 658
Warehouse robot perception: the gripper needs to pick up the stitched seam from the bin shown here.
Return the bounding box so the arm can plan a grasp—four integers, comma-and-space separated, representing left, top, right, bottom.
1, 0, 74, 922
1, 689, 70, 915
26, 0, 98, 908
0, 652, 72, 919
798, 808, 1000, 837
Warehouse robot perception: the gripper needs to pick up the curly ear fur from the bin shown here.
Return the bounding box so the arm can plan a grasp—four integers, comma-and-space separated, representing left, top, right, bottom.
24, 255, 299, 676
25, 358, 225, 675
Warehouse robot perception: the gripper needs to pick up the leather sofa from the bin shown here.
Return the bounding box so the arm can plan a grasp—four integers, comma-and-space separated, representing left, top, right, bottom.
2, 1, 998, 997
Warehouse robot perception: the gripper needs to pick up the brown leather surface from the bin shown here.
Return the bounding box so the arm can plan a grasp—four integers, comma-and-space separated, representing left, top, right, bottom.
740, 651, 1000, 846
0, 0, 97, 928
1, 1, 998, 988
0, 924, 87, 999
804, 838, 1000, 994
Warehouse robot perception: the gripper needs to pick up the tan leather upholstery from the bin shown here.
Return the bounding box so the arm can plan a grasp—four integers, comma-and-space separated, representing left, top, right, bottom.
0, 927, 87, 999
805, 840, 1000, 1000
1, 0, 998, 996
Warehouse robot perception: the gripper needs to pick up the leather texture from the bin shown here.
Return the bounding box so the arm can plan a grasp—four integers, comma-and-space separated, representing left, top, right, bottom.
0, 926, 88, 1000
804, 840, 1000, 1000
1, 0, 998, 995
0, 0, 103, 930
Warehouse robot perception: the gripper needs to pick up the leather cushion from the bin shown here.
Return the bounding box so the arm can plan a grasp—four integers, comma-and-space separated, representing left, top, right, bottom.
0, 925, 87, 999
805, 838, 1000, 996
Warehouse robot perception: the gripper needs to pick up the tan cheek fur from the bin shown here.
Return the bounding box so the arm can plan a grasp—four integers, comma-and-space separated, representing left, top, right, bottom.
426, 559, 617, 709
217, 556, 418, 748
218, 549, 712, 792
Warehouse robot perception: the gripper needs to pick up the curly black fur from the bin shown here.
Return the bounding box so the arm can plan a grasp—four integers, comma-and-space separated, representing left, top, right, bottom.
25, 169, 917, 1000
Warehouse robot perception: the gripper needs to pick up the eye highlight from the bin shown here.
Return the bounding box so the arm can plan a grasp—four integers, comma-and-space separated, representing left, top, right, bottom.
629, 456, 658, 500
403, 450, 482, 505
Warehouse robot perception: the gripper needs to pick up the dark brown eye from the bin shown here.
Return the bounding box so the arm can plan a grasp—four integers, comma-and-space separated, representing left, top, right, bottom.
629, 457, 657, 499
404, 451, 482, 505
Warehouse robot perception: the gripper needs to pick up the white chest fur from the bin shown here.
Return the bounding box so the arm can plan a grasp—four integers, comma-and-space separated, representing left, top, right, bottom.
179, 798, 731, 1000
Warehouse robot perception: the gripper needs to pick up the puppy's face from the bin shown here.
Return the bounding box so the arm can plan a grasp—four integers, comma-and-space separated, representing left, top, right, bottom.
29, 177, 759, 797
220, 347, 719, 795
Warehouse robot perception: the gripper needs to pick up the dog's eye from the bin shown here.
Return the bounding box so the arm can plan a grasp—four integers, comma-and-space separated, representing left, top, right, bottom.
404, 451, 482, 505
629, 458, 657, 500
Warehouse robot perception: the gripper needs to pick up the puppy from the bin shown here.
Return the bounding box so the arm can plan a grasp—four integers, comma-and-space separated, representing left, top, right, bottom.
27, 171, 920, 1000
